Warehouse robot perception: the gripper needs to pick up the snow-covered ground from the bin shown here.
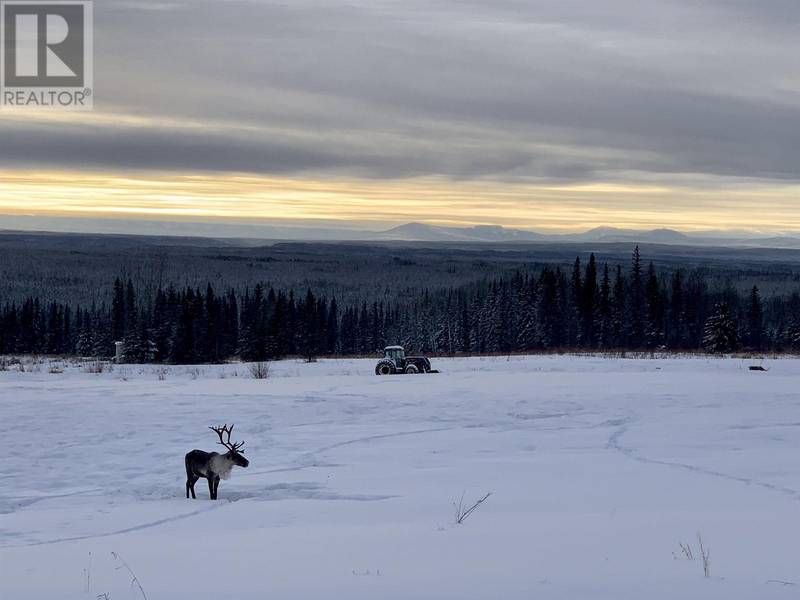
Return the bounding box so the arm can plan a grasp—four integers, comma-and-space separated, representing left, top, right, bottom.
2, 355, 800, 599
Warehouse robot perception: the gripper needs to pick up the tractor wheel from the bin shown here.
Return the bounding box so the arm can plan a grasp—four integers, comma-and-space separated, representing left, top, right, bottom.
404, 364, 420, 374
375, 360, 396, 375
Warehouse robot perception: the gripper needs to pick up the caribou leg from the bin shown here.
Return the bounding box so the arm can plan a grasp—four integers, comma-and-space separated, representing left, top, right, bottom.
213, 476, 221, 499
185, 454, 199, 499
186, 475, 198, 499
208, 476, 216, 500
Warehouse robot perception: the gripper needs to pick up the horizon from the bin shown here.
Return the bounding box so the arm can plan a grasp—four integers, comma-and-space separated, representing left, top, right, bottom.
1, 213, 798, 245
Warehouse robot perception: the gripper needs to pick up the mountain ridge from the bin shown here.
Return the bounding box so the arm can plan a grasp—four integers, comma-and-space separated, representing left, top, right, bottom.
2, 215, 800, 248
372, 223, 795, 247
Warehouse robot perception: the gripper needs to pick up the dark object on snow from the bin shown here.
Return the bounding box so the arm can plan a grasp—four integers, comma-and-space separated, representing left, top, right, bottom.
748, 365, 768, 371
185, 424, 249, 500
375, 345, 439, 375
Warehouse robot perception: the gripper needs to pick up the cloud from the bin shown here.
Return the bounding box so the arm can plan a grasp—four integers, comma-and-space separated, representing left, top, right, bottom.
2, 0, 800, 186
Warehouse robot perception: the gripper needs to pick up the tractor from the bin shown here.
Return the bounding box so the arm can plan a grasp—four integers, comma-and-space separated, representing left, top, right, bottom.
375, 345, 438, 375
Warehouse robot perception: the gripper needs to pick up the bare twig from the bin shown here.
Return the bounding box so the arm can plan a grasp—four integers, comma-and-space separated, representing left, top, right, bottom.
111, 552, 147, 600
249, 361, 270, 379
697, 533, 710, 577
453, 491, 465, 524
453, 491, 492, 524
678, 542, 694, 560
83, 551, 92, 592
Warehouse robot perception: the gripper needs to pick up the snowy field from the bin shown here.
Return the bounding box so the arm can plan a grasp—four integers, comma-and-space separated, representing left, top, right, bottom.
2, 355, 800, 599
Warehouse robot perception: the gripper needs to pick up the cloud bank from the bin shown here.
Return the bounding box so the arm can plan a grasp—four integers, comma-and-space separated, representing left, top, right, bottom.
2, 0, 800, 231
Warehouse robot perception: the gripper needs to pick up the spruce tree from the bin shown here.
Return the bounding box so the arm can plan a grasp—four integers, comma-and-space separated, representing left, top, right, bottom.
326, 298, 339, 355
599, 264, 611, 348
171, 289, 197, 364
668, 270, 686, 349
611, 266, 626, 348
122, 283, 147, 363
787, 293, 800, 351
537, 268, 560, 348
581, 254, 598, 347
644, 262, 663, 348
111, 277, 126, 342
628, 246, 644, 347
746, 285, 763, 351
297, 289, 319, 362
568, 257, 582, 346
703, 302, 739, 353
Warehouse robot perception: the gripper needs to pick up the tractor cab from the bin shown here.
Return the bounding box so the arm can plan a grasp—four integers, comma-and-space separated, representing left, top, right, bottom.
384, 345, 405, 368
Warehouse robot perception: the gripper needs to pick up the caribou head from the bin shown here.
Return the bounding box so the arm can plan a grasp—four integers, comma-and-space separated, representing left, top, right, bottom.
210, 424, 250, 472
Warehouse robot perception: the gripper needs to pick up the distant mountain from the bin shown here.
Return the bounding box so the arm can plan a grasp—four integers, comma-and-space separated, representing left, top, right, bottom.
374, 224, 698, 244
372, 224, 800, 248
574, 227, 691, 243
376, 223, 544, 242
4, 214, 800, 249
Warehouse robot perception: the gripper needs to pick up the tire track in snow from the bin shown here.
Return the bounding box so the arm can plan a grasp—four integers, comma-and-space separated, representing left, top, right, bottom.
0, 488, 103, 514
298, 426, 456, 467
608, 422, 800, 502
313, 426, 454, 454
1, 501, 230, 549
243, 427, 457, 476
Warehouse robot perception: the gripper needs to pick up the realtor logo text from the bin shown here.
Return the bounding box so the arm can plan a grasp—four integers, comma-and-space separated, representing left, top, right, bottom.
1, 0, 93, 108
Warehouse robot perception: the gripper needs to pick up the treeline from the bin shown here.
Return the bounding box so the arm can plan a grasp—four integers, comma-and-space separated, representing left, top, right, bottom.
1, 248, 799, 362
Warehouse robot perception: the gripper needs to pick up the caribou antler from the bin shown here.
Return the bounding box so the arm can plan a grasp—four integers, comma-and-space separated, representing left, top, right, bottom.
209, 423, 245, 453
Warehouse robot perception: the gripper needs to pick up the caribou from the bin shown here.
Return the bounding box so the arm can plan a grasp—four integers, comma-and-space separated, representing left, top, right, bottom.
185, 424, 249, 499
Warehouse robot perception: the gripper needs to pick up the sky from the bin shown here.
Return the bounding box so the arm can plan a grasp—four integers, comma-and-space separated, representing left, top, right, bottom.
2, 0, 800, 235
